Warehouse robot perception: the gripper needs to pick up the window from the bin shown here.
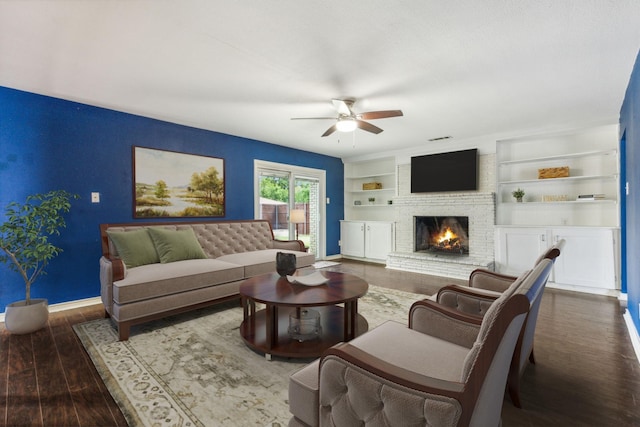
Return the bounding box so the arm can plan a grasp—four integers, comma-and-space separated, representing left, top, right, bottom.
254, 160, 326, 259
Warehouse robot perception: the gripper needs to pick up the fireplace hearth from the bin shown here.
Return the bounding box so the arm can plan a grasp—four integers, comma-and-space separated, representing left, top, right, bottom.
415, 216, 469, 255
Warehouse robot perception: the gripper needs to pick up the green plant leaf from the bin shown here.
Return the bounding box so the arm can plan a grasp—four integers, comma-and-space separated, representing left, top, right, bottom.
0, 190, 79, 304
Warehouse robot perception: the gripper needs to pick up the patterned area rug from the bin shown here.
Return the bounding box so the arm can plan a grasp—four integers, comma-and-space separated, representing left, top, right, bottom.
74, 285, 425, 427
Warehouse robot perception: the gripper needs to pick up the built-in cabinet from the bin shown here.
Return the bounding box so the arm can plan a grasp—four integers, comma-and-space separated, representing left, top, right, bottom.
495, 227, 618, 293
342, 157, 396, 262
340, 221, 395, 262
495, 124, 620, 295
340, 221, 366, 258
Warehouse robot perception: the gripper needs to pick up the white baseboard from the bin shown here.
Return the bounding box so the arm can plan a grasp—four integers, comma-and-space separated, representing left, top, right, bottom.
619, 292, 628, 309
623, 310, 640, 365
340, 255, 386, 265
546, 281, 620, 298
0, 296, 102, 323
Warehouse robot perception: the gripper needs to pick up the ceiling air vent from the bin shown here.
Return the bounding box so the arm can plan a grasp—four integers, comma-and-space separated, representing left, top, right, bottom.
428, 136, 453, 142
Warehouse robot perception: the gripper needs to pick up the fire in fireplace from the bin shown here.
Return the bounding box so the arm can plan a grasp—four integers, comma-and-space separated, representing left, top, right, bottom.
415, 216, 469, 255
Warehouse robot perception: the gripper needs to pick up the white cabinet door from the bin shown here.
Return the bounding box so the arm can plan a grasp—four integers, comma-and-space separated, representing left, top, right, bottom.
340, 221, 365, 257
497, 226, 619, 291
551, 228, 617, 289
496, 227, 548, 276
365, 222, 394, 261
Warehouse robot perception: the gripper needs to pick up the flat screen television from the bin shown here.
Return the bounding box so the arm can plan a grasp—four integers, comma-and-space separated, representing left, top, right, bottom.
411, 148, 478, 193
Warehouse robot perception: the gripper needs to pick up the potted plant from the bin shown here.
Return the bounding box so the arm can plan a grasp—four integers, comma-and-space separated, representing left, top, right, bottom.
0, 190, 78, 334
512, 188, 525, 203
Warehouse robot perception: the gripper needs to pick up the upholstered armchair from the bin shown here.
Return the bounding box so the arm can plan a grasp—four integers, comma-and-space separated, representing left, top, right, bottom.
431, 240, 564, 408
469, 239, 565, 294
431, 240, 564, 313
288, 260, 554, 427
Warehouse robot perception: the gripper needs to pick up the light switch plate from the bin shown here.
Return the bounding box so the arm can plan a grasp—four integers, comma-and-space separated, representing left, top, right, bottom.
91, 192, 100, 203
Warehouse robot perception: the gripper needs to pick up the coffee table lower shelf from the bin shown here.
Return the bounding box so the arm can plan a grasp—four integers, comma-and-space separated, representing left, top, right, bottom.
240, 305, 368, 359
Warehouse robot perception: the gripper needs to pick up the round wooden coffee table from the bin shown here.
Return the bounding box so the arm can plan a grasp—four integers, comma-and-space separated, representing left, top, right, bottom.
239, 271, 369, 359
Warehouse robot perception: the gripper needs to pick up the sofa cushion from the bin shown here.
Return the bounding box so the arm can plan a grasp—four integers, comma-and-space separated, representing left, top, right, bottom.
106, 229, 160, 268
216, 249, 315, 277
113, 259, 244, 304
148, 227, 207, 263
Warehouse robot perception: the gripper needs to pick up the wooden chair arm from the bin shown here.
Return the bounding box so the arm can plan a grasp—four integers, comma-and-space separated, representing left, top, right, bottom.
322, 343, 466, 398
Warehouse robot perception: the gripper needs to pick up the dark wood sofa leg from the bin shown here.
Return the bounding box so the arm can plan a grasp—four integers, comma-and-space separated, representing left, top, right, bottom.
118, 323, 131, 341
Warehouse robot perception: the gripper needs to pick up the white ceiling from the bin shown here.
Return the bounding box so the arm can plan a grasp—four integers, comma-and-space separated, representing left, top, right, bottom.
1, 1, 640, 160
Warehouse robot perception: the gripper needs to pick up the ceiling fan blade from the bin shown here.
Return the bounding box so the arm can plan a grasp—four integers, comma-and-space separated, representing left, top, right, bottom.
321, 124, 338, 137
291, 117, 336, 120
356, 120, 383, 134
332, 99, 353, 116
359, 110, 403, 120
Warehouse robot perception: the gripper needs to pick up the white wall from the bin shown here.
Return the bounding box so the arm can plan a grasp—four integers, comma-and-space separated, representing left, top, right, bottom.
387, 154, 497, 279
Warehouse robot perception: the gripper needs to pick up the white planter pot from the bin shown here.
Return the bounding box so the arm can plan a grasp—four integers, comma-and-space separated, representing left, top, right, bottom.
4, 298, 49, 334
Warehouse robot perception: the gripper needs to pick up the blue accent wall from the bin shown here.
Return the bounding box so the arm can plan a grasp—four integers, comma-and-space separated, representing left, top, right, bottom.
0, 86, 344, 309
620, 50, 640, 335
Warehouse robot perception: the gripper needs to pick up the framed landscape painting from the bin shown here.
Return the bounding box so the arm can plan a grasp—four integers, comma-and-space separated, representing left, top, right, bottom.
133, 146, 225, 218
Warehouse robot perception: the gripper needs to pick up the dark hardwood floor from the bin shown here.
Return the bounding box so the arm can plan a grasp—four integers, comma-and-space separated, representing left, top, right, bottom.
1, 259, 638, 426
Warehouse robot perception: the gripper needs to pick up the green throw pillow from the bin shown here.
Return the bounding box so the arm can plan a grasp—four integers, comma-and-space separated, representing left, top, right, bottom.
107, 229, 160, 268
147, 227, 207, 263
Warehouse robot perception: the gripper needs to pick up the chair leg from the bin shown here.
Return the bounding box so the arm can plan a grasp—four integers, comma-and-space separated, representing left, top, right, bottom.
529, 348, 535, 364
508, 379, 523, 409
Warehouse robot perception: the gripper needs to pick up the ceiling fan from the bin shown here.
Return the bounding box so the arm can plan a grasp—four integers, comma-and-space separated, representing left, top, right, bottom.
291, 99, 403, 137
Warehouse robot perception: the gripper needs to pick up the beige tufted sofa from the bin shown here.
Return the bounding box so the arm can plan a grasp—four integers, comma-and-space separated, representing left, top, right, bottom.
99, 219, 314, 340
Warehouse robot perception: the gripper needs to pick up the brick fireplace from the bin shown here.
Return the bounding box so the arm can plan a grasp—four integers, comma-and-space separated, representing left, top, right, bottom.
387, 192, 495, 279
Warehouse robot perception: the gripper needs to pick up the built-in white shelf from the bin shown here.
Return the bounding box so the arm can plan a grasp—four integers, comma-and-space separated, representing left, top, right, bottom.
496, 124, 619, 228
498, 149, 617, 166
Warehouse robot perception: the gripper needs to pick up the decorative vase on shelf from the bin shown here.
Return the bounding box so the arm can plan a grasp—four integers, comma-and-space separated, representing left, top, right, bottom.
368, 198, 375, 205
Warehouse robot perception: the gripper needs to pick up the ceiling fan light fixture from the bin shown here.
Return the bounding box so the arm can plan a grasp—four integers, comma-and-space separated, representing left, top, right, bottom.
336, 118, 357, 132
292, 99, 402, 137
